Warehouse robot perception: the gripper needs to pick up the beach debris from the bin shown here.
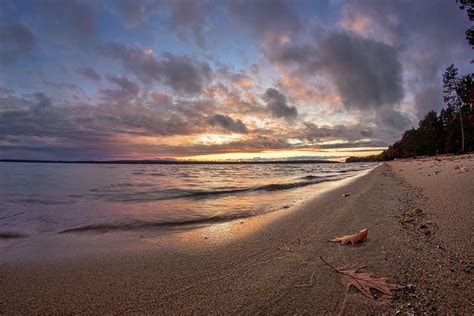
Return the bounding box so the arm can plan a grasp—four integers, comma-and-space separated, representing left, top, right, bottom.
405, 283, 416, 292
453, 165, 461, 170
330, 223, 377, 246
294, 237, 308, 244
320, 257, 404, 299
342, 193, 351, 197
399, 208, 424, 226
278, 244, 294, 252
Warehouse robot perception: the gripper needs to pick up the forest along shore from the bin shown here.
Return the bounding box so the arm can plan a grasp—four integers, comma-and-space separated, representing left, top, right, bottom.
1, 155, 473, 314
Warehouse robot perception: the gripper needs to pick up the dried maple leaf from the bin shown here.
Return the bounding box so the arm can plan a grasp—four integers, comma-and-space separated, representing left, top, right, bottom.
320, 257, 404, 299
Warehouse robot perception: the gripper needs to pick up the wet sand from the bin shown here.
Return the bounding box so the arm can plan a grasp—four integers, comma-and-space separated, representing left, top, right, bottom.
1, 156, 473, 314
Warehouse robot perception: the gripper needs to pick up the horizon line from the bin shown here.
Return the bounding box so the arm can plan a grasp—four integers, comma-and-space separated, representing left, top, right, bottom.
0, 158, 343, 165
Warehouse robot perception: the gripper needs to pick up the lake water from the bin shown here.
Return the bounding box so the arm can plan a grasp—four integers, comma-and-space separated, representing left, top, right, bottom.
0, 162, 376, 237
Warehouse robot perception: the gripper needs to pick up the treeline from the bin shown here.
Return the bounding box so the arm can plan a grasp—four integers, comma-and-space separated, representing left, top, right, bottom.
347, 2, 474, 163
347, 65, 473, 163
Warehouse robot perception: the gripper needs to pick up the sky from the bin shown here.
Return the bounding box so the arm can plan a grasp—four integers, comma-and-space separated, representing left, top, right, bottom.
0, 0, 472, 161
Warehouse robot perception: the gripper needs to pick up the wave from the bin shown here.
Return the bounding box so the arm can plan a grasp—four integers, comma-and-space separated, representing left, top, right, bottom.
96, 174, 348, 203
7, 198, 73, 205
0, 231, 27, 239
59, 212, 254, 234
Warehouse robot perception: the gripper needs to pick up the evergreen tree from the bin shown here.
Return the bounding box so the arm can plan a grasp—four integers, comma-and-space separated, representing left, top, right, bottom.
443, 64, 466, 152
418, 111, 443, 155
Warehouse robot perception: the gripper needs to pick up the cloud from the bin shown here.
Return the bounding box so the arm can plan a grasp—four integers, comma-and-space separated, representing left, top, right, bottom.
150, 91, 172, 105
414, 85, 443, 117
0, 23, 35, 65
208, 114, 248, 133
34, 92, 52, 108
169, 0, 212, 48
101, 42, 212, 94
263, 29, 410, 143
319, 32, 404, 110
268, 32, 404, 111
232, 73, 256, 90
77, 67, 101, 82
110, 0, 212, 47
263, 88, 298, 120
338, 0, 471, 118
230, 0, 300, 40
100, 75, 140, 101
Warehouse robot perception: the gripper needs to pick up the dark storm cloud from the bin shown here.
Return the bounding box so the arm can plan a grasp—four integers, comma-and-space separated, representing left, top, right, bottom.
263, 88, 298, 120
0, 23, 35, 65
341, 0, 469, 61
320, 32, 404, 110
77, 67, 101, 82
230, 0, 300, 39
208, 114, 248, 134
268, 32, 404, 110
101, 42, 212, 94
264, 29, 411, 144
340, 0, 471, 116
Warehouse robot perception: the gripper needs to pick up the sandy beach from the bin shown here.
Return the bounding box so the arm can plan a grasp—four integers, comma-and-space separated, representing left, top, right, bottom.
1, 155, 473, 314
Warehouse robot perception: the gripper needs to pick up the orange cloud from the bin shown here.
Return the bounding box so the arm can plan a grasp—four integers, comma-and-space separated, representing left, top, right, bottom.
150, 91, 171, 104
278, 74, 342, 105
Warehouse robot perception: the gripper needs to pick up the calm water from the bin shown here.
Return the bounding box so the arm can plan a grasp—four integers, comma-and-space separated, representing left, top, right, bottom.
0, 162, 376, 236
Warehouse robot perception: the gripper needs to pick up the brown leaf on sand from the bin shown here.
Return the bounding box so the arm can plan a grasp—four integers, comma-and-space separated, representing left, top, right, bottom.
330, 229, 368, 246
330, 223, 378, 246
320, 257, 404, 299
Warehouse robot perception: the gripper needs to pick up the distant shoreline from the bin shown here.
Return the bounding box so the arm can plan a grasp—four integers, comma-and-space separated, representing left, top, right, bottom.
0, 159, 341, 165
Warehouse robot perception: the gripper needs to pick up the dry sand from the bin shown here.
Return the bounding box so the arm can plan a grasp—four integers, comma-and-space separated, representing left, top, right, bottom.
1, 155, 473, 314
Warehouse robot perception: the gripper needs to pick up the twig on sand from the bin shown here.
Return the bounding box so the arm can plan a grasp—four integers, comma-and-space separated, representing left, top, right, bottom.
320, 256, 367, 272
366, 222, 379, 231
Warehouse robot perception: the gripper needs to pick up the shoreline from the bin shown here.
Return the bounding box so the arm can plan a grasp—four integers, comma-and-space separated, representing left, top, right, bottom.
0, 159, 342, 165
0, 167, 373, 263
1, 156, 473, 314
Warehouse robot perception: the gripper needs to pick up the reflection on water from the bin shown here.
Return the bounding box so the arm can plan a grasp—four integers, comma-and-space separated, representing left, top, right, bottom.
0, 162, 376, 236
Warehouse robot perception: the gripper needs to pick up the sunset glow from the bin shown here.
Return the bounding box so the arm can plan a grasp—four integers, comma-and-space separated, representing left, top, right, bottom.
0, 0, 471, 161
